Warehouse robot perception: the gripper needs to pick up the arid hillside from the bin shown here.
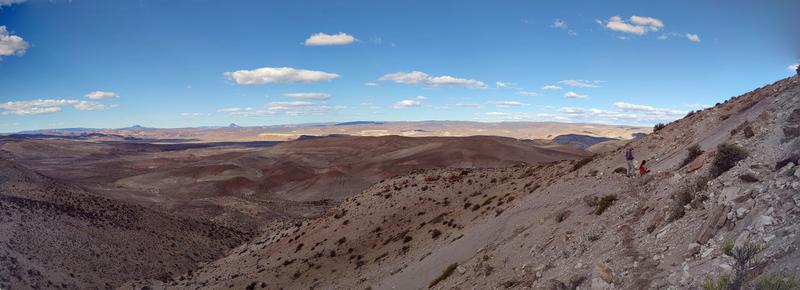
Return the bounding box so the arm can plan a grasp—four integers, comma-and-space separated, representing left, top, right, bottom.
0, 153, 250, 289
1, 135, 588, 233
18, 121, 648, 142
152, 76, 800, 290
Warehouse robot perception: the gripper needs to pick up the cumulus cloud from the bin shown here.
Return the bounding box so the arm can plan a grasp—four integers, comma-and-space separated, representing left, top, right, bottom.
218, 102, 344, 117
613, 101, 686, 116
565, 91, 588, 99
393, 99, 421, 108
284, 93, 332, 100
604, 15, 663, 35
84, 91, 119, 100
559, 80, 602, 88
0, 99, 115, 115
789, 64, 799, 71
657, 32, 702, 43
379, 71, 487, 89
224, 67, 339, 85
542, 85, 563, 91
0, 26, 29, 58
180, 112, 206, 117
485, 112, 511, 116
364, 82, 379, 86
304, 32, 356, 46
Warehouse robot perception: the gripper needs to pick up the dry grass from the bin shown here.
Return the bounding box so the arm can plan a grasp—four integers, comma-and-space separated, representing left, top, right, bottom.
594, 195, 618, 215
710, 143, 748, 177
429, 263, 458, 288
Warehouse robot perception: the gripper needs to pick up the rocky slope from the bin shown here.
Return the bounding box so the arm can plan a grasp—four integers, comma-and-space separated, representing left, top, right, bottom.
0, 153, 251, 289
142, 76, 800, 289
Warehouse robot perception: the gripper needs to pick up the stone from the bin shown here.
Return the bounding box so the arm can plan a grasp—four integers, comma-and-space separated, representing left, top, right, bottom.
721, 187, 741, 204
736, 208, 749, 219
686, 153, 708, 173
754, 215, 774, 232
779, 162, 795, 176
591, 277, 615, 290
457, 265, 467, 275
695, 205, 731, 244
595, 262, 615, 284
541, 278, 568, 290
687, 243, 701, 256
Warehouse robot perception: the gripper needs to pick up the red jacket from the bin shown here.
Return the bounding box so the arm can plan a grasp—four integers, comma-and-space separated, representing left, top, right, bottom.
639, 165, 649, 175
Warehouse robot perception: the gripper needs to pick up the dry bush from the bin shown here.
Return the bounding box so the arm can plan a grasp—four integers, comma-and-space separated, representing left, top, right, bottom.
739, 174, 759, 183
613, 167, 627, 174
756, 272, 800, 290
429, 263, 458, 288
595, 195, 617, 215
681, 144, 704, 168
572, 157, 594, 172
555, 210, 571, 223
653, 123, 666, 132
710, 143, 748, 177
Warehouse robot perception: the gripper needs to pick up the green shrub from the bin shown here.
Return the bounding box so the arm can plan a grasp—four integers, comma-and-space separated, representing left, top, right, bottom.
681, 144, 704, 168
756, 272, 800, 290
429, 263, 458, 288
710, 143, 748, 177
701, 274, 731, 290
654, 123, 666, 132
720, 239, 735, 256
595, 194, 618, 215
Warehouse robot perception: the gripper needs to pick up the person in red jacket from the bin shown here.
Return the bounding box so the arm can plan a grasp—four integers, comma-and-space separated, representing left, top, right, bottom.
639, 160, 651, 176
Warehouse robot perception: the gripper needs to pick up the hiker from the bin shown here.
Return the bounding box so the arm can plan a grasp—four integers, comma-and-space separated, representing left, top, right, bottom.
639, 160, 651, 176
625, 147, 635, 177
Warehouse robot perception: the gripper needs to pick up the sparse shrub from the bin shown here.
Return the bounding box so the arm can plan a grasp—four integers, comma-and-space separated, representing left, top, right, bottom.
743, 126, 755, 139
572, 157, 593, 172
756, 272, 800, 290
721, 239, 735, 256
555, 210, 571, 223
653, 123, 666, 132
613, 167, 627, 174
665, 202, 685, 223
674, 188, 693, 206
431, 229, 442, 239
501, 279, 519, 289
594, 194, 617, 215
710, 143, 748, 177
739, 174, 759, 183
429, 263, 458, 288
681, 144, 705, 168
729, 242, 763, 289
701, 274, 731, 290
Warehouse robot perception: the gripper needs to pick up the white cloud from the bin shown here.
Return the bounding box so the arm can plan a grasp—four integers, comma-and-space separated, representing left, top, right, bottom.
73, 101, 115, 111
542, 85, 563, 91
613, 101, 686, 116
393, 99, 421, 108
218, 102, 344, 117
455, 103, 482, 108
565, 91, 588, 99
266, 101, 314, 110
224, 67, 339, 85
84, 91, 119, 100
789, 64, 799, 71
180, 112, 206, 117
284, 93, 332, 100
0, 99, 115, 115
0, 26, 29, 58
486, 112, 511, 116
379, 71, 487, 89
491, 101, 526, 108
304, 32, 357, 46
415, 95, 427, 100
604, 15, 663, 35
686, 33, 701, 42
517, 91, 541, 97
551, 19, 577, 35
364, 82, 379, 86
559, 80, 602, 88
495, 81, 511, 89
0, 0, 26, 6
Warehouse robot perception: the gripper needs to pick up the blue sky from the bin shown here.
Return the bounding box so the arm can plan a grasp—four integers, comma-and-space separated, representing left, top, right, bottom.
1, 0, 798, 132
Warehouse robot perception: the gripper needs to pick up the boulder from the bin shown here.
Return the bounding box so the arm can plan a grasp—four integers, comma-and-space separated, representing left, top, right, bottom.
695, 205, 731, 244
686, 152, 709, 173
595, 262, 615, 284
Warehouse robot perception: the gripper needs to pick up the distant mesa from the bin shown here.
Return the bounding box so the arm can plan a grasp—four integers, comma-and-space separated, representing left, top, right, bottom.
295, 134, 350, 141
228, 123, 241, 128
334, 121, 385, 126
552, 134, 617, 150
119, 125, 155, 131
